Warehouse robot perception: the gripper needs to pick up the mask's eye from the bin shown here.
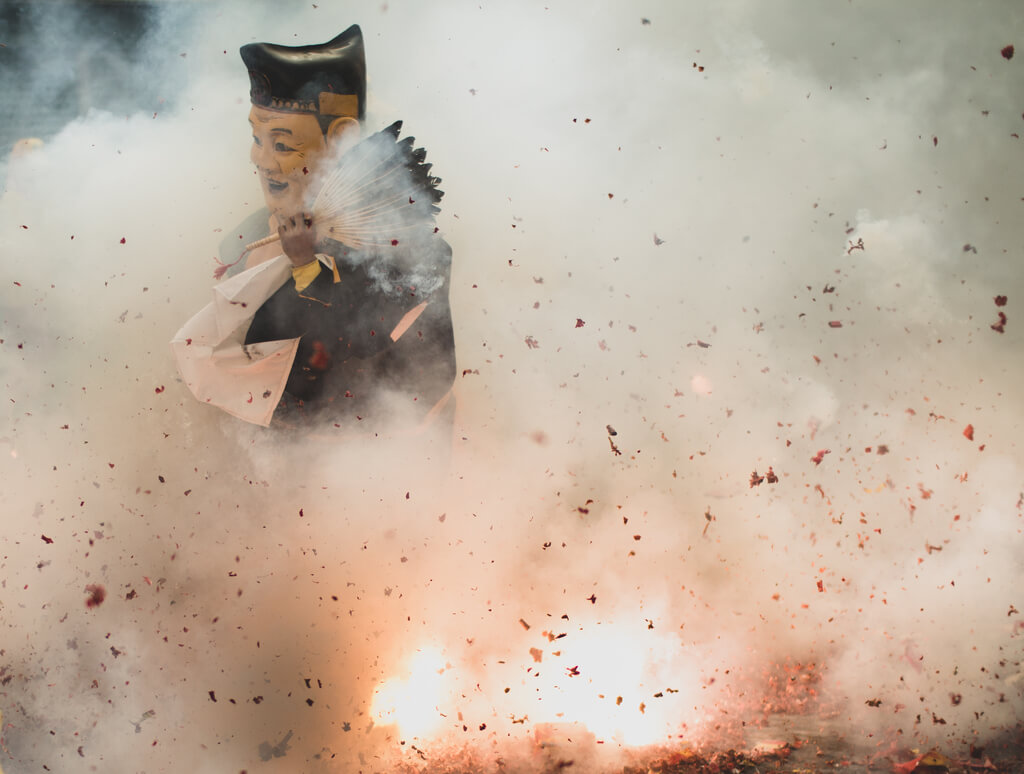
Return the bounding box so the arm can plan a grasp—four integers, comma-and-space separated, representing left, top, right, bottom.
252, 135, 262, 146
273, 142, 296, 153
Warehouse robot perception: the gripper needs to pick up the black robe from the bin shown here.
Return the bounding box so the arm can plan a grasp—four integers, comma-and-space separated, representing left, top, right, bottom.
243, 237, 456, 430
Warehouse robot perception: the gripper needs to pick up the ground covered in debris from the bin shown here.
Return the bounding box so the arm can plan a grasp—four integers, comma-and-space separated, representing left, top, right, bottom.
382, 727, 1024, 774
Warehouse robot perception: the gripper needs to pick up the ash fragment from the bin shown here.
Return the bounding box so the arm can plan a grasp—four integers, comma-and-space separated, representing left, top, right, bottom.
258, 729, 294, 761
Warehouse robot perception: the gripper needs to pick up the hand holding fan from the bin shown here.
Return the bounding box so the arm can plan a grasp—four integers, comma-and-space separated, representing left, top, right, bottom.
233, 121, 443, 263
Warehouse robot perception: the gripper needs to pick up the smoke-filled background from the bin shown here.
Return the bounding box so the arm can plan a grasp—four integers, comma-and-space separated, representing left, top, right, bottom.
1, 0, 1022, 771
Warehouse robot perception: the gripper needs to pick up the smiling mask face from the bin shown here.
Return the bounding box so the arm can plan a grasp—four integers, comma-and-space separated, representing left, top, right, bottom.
242, 26, 366, 223
248, 105, 330, 219
241, 26, 366, 222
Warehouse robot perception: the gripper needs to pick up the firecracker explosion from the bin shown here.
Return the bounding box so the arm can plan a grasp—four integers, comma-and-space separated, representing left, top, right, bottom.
0, 1, 1022, 772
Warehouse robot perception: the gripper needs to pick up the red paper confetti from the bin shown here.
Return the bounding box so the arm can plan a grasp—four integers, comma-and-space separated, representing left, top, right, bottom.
963, 424, 974, 441
120, 237, 126, 244
811, 449, 831, 465
1002, 44, 1015, 60
85, 584, 106, 608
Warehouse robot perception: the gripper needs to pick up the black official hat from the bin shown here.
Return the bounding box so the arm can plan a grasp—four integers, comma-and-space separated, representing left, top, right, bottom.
240, 24, 366, 120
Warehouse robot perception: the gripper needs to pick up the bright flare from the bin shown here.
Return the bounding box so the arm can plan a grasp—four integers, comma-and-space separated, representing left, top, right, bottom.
530, 629, 680, 746
370, 646, 448, 740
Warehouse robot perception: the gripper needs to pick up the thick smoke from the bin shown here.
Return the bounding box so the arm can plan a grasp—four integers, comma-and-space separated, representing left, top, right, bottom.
1, 1, 1022, 772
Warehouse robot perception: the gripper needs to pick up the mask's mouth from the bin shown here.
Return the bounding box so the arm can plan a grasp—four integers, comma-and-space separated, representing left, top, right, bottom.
265, 178, 289, 194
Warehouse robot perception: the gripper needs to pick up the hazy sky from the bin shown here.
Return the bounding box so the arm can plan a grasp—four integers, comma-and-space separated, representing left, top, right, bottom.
1, 1, 1022, 772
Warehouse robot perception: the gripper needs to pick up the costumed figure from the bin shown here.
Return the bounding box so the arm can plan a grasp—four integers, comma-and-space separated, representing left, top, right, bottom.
171, 25, 456, 434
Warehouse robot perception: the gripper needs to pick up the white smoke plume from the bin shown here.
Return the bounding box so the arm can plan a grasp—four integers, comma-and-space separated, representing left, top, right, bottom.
1, 1, 1022, 772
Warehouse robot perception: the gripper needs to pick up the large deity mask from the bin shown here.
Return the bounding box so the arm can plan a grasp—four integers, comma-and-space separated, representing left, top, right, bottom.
241, 24, 366, 219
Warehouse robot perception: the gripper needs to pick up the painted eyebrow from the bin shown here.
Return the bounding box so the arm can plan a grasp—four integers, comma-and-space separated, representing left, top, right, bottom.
247, 120, 294, 135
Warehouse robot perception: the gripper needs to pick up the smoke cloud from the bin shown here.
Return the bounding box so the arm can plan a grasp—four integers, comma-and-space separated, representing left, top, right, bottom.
1, 1, 1021, 772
